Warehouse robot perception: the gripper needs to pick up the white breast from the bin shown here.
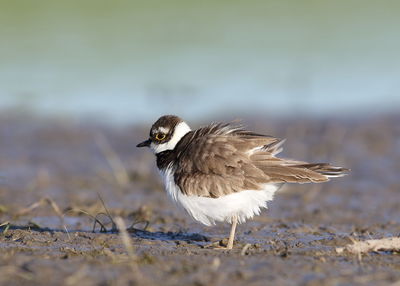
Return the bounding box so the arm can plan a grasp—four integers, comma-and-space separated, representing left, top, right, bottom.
161, 166, 279, 226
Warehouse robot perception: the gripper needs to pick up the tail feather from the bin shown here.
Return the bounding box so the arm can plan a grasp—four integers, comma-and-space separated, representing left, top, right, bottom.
291, 163, 349, 178
262, 138, 286, 155
248, 138, 349, 183
256, 162, 349, 184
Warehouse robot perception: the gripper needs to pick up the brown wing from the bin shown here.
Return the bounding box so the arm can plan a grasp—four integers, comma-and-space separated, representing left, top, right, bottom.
174, 123, 348, 198
174, 131, 276, 198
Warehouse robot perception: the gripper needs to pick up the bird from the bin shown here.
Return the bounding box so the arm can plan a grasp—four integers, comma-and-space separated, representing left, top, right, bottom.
137, 115, 348, 249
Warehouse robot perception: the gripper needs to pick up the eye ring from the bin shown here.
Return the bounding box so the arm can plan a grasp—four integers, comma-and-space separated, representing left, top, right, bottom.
155, 133, 166, 141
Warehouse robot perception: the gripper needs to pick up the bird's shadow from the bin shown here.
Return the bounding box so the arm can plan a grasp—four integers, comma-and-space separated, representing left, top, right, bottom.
1, 224, 210, 245
128, 227, 210, 243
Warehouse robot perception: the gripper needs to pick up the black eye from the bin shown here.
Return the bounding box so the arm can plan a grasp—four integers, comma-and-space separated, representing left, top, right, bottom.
155, 133, 166, 141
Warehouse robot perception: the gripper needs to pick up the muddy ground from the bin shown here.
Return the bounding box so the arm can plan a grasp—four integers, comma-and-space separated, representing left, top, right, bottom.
0, 113, 399, 286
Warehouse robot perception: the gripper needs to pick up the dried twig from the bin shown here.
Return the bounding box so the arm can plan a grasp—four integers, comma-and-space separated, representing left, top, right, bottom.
336, 237, 400, 255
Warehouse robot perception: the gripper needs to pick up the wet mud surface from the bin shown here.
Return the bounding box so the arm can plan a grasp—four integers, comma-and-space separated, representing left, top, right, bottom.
0, 113, 399, 285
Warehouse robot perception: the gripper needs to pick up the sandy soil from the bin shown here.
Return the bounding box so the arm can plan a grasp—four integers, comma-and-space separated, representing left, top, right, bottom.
0, 113, 399, 286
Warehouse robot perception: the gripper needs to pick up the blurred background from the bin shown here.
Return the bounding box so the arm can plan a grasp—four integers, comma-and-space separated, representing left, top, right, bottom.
1, 0, 399, 124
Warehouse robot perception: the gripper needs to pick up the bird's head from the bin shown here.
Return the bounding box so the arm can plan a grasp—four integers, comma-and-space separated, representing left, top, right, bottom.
136, 115, 191, 154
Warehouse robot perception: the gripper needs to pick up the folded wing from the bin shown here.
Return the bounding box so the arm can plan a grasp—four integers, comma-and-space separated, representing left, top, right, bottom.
174, 123, 348, 198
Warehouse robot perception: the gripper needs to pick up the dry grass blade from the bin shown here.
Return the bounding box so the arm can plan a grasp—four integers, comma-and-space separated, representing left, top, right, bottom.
390, 280, 400, 286
0, 221, 10, 228
64, 265, 89, 286
97, 193, 117, 231
241, 243, 252, 256
0, 265, 34, 281
16, 197, 63, 219
93, 213, 113, 232
15, 197, 69, 237
128, 220, 150, 232
95, 132, 130, 187
0, 221, 11, 234
63, 208, 108, 232
115, 217, 136, 258
115, 216, 144, 282
64, 195, 117, 233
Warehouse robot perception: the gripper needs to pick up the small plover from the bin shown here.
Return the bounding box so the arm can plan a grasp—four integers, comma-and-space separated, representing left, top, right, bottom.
137, 115, 348, 249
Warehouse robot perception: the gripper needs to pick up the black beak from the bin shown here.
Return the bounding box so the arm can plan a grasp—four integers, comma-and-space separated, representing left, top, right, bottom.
136, 139, 151, 148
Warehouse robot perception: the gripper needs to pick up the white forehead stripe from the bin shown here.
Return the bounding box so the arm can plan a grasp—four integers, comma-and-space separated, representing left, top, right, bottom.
157, 127, 169, 134
150, 121, 191, 154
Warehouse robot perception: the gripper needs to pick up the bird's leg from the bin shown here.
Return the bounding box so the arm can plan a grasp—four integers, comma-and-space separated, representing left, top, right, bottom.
226, 215, 238, 249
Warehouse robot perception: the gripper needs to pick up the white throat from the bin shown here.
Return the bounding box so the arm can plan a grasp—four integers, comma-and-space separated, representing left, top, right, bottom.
151, 121, 191, 154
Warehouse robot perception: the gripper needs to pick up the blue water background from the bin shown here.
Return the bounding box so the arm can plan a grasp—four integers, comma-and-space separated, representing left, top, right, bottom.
1, 1, 399, 124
